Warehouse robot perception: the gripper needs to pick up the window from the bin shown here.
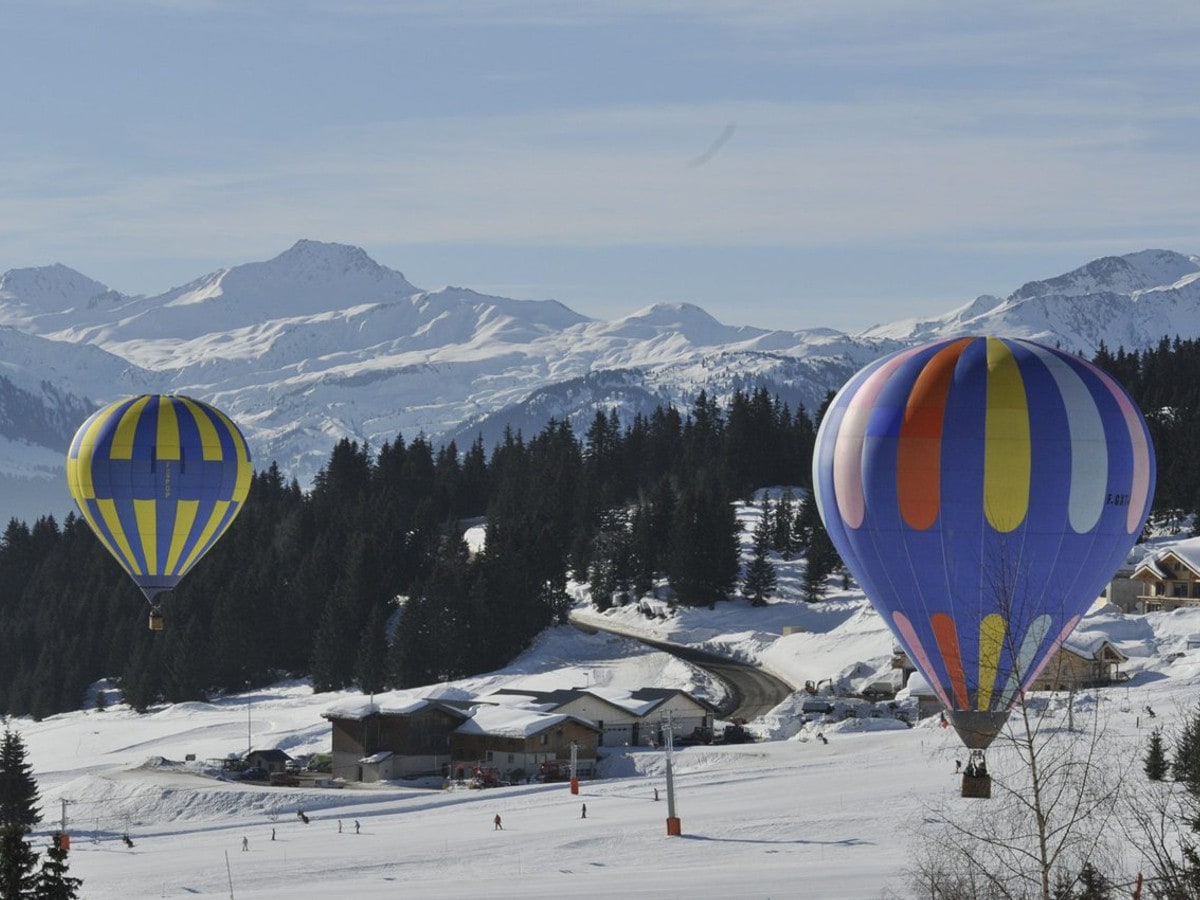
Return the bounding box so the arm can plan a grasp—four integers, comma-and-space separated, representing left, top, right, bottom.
540, 733, 548, 745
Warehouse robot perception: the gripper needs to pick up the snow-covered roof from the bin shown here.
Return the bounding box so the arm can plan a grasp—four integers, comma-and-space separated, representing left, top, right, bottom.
455, 706, 597, 739
1135, 537, 1200, 579
323, 698, 468, 722
485, 686, 709, 717
359, 751, 393, 765
1061, 631, 1127, 661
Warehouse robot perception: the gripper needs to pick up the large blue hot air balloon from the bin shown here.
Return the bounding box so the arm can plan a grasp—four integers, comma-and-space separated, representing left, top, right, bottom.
813, 337, 1154, 763
66, 394, 253, 629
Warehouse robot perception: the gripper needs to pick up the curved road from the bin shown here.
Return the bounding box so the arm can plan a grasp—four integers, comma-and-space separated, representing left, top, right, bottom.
568, 614, 795, 721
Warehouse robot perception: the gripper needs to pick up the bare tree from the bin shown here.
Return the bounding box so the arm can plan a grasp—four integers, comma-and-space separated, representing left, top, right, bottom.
907, 542, 1131, 900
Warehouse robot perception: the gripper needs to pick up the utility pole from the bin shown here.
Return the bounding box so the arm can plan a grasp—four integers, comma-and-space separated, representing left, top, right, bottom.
569, 741, 579, 795
664, 712, 681, 836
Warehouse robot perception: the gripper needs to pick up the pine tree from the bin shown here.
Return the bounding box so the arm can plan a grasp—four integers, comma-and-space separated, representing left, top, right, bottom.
0, 728, 40, 829
1145, 727, 1169, 781
354, 604, 389, 696
1172, 705, 1200, 795
33, 839, 81, 899
772, 491, 795, 559
742, 512, 777, 607
0, 824, 38, 900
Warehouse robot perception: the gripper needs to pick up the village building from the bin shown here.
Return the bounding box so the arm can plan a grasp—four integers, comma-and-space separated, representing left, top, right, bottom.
485, 687, 712, 746
244, 748, 292, 775
322, 699, 469, 782
449, 706, 601, 782
1130, 539, 1200, 613
1026, 633, 1129, 692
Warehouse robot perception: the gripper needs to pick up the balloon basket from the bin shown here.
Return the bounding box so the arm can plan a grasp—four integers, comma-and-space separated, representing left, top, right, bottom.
666, 816, 682, 836
961, 773, 992, 799
148, 609, 164, 631
569, 777, 579, 795
52, 832, 70, 852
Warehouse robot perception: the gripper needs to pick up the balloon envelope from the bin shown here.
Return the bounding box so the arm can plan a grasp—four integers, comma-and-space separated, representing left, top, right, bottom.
66, 394, 253, 603
813, 337, 1154, 749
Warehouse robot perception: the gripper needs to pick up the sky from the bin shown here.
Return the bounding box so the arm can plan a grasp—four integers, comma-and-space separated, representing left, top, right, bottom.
3, 1, 1200, 333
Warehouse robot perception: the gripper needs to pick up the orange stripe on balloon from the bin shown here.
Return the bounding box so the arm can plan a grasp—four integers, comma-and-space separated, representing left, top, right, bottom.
898, 338, 970, 530
931, 613, 969, 709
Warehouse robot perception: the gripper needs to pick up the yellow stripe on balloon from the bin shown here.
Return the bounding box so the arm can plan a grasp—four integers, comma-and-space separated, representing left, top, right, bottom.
179, 396, 223, 461
977, 613, 1006, 710
984, 338, 1031, 532
77, 501, 122, 568
156, 397, 181, 461
111, 396, 152, 461
179, 500, 231, 575
134, 498, 158, 576
97, 498, 142, 576
166, 500, 199, 575
72, 408, 116, 500
210, 406, 253, 500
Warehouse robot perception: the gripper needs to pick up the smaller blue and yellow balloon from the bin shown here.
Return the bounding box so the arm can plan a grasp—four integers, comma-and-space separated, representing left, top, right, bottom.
66, 394, 252, 629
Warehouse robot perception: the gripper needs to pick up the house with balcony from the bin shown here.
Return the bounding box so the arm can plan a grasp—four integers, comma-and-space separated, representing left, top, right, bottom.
1130, 539, 1200, 613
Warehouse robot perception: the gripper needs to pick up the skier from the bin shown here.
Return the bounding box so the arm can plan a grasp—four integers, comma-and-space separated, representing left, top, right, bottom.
653, 788, 659, 801
242, 836, 249, 852
581, 803, 587, 819
355, 820, 360, 834
338, 819, 343, 833
493, 814, 503, 831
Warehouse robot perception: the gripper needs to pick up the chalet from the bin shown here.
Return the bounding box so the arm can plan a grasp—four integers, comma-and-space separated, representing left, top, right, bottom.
449, 707, 601, 781
245, 748, 292, 775
1027, 633, 1129, 692
323, 699, 470, 782
1131, 540, 1200, 613
486, 687, 713, 747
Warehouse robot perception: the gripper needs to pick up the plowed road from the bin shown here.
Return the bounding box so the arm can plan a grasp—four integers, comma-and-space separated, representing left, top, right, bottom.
568, 614, 794, 720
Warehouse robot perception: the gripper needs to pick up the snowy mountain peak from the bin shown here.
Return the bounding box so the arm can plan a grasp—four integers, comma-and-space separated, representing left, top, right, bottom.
267, 239, 397, 281
0, 263, 119, 326
1011, 249, 1200, 301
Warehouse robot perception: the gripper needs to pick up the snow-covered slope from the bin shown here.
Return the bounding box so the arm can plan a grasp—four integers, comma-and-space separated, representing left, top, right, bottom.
2, 241, 1199, 525
14, 513, 1200, 900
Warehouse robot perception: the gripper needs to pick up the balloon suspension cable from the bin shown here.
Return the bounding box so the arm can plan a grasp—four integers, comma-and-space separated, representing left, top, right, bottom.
965, 749, 987, 778
147, 600, 165, 632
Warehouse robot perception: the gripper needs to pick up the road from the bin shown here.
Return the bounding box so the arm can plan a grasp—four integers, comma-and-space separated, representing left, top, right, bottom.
568, 614, 795, 720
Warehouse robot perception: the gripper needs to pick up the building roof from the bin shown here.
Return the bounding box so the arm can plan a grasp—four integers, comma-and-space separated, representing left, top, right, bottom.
323, 698, 470, 723
454, 706, 600, 739
1060, 632, 1128, 662
247, 748, 292, 762
485, 686, 711, 717
359, 751, 393, 765
1134, 537, 1200, 581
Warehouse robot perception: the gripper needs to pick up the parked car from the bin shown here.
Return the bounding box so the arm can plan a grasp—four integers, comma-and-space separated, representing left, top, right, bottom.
240, 767, 268, 781
270, 771, 300, 786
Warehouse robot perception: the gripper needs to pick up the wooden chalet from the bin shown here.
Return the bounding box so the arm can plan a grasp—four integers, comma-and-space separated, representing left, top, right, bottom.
1027, 633, 1129, 692
1131, 539, 1200, 613
323, 699, 469, 782
449, 706, 601, 782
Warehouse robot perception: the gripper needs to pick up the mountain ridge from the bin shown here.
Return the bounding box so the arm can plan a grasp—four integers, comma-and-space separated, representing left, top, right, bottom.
2, 239, 1198, 525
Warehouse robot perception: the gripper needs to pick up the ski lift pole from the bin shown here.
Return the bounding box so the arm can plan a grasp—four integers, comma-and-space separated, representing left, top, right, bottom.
569, 741, 579, 795
664, 712, 681, 836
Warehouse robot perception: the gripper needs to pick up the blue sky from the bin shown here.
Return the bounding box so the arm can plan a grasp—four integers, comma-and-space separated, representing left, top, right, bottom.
3, 1, 1199, 332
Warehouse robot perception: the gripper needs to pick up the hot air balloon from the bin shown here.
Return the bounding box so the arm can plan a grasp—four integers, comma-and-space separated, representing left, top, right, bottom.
813, 337, 1154, 796
66, 394, 253, 630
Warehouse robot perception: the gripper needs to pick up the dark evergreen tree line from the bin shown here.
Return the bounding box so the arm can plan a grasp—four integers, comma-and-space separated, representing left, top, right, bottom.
0, 387, 819, 715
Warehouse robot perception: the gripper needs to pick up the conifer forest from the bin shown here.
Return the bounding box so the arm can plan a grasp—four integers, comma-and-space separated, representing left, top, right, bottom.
3, 338, 1200, 720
